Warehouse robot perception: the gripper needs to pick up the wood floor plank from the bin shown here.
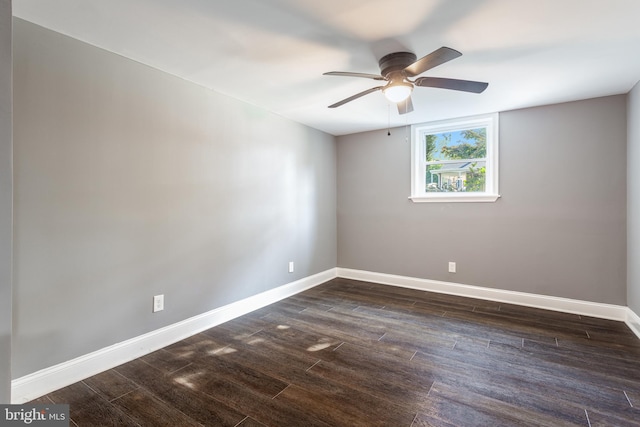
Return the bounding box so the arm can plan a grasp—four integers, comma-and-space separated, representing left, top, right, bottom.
82, 369, 139, 401
625, 389, 640, 407
355, 303, 525, 348
441, 306, 575, 345
178, 354, 289, 398
248, 298, 309, 318
275, 377, 417, 427
585, 407, 640, 427
263, 308, 418, 360
32, 278, 640, 426
115, 359, 247, 426
110, 388, 202, 427
327, 303, 456, 350
139, 348, 192, 375
193, 374, 333, 427
471, 305, 600, 340
163, 331, 231, 360
417, 381, 587, 427
237, 416, 269, 427
412, 340, 637, 415
306, 349, 434, 412
47, 382, 140, 426
522, 338, 640, 386
251, 322, 343, 355
558, 333, 640, 362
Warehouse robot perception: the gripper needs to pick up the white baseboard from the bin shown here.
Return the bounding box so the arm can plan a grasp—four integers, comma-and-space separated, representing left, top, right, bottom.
12, 267, 637, 403
627, 308, 640, 340
11, 268, 337, 404
336, 268, 629, 321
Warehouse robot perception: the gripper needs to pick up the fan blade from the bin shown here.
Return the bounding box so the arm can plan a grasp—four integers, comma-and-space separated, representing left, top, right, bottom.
404, 47, 462, 77
397, 97, 414, 115
415, 77, 488, 93
323, 71, 386, 80
328, 86, 383, 108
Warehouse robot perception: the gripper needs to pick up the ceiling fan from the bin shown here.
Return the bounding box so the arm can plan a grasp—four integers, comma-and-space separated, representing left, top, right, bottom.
324, 47, 488, 114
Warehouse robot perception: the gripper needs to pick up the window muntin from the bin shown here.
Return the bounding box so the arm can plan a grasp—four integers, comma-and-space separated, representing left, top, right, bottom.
410, 114, 499, 203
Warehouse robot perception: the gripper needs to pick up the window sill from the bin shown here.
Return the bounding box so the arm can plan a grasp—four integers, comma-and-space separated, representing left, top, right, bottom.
409, 193, 501, 203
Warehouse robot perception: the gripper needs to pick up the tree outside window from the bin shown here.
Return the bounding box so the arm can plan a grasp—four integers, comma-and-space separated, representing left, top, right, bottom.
424, 128, 486, 193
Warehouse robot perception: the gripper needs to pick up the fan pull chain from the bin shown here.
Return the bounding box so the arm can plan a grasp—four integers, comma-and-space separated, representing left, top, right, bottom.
387, 103, 391, 136
405, 108, 410, 142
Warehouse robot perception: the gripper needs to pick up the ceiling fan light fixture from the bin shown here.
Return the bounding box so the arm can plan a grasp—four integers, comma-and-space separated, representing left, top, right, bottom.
383, 82, 413, 103
324, 47, 487, 114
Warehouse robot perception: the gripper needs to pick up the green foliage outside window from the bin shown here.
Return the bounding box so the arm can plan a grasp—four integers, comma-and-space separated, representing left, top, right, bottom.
424, 128, 486, 192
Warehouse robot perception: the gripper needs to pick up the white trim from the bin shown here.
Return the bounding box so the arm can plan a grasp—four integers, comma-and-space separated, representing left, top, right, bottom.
626, 308, 640, 340
11, 268, 337, 404
409, 193, 500, 203
410, 113, 499, 203
336, 268, 628, 321
12, 267, 636, 403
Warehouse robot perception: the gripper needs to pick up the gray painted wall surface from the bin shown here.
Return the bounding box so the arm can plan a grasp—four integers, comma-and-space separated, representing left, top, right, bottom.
0, 0, 12, 403
337, 96, 627, 305
628, 82, 640, 315
13, 19, 336, 377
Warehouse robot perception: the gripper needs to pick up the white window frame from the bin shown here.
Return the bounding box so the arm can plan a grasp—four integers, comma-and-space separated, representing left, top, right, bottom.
410, 113, 500, 203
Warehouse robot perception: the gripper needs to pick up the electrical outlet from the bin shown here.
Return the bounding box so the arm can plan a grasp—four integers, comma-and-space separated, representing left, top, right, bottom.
288, 261, 294, 273
153, 294, 164, 312
448, 262, 456, 273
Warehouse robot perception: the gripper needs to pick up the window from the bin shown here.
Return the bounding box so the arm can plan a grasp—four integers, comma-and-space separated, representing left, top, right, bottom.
410, 113, 499, 203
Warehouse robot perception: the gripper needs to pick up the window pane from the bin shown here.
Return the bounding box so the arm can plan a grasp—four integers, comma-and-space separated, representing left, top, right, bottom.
425, 128, 486, 161
425, 161, 486, 193
411, 113, 498, 202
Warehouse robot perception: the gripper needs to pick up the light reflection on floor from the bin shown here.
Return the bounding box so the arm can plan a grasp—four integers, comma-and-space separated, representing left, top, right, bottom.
207, 346, 237, 356
173, 370, 205, 390
307, 337, 341, 352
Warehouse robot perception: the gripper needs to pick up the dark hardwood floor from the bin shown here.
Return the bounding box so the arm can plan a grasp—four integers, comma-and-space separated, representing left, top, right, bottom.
32, 278, 640, 426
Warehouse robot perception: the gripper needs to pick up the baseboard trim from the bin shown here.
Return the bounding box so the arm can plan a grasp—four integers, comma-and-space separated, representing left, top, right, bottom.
626, 308, 640, 339
11, 268, 337, 404
336, 268, 628, 321
12, 267, 635, 403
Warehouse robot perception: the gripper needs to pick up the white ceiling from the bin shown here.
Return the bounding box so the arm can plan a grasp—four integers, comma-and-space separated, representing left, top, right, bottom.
13, 0, 640, 136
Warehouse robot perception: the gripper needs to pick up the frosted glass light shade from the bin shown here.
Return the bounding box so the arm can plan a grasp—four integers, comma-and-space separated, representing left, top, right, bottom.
383, 83, 413, 103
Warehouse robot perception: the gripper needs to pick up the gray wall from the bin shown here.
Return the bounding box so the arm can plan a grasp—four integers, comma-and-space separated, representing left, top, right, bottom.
0, 0, 12, 403
12, 19, 336, 378
628, 82, 640, 315
338, 95, 627, 305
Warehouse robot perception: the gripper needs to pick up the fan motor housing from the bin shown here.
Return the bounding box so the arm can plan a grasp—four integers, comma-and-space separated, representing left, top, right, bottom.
378, 52, 417, 78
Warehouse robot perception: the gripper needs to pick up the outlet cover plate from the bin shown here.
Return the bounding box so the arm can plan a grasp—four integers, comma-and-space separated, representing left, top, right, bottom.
153, 294, 164, 312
